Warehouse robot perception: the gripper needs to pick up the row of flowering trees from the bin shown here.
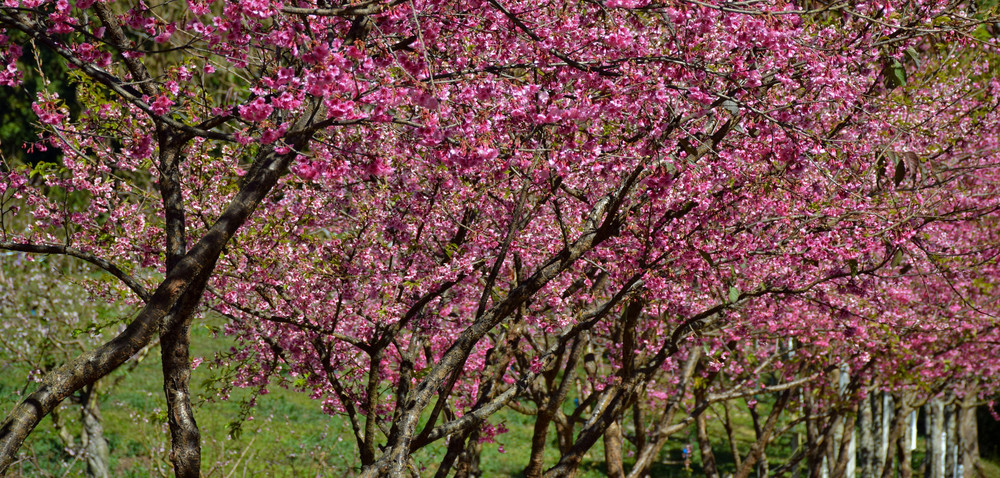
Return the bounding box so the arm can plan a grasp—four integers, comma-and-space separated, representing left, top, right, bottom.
2, 0, 1000, 476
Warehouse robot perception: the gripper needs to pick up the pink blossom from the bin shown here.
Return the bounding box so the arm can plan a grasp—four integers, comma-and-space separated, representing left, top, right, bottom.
238, 97, 273, 122
149, 95, 174, 115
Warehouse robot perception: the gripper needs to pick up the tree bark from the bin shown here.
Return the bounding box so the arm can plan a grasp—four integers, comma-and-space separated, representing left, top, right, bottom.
80, 384, 110, 478
926, 398, 944, 478
958, 393, 984, 478
860, 393, 875, 478
604, 420, 625, 478
697, 411, 720, 478
898, 407, 913, 478
946, 401, 957, 478
880, 396, 908, 478
831, 406, 858, 478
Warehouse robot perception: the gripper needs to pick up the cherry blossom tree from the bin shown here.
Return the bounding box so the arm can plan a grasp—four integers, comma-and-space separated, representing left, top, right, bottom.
2, 0, 1000, 476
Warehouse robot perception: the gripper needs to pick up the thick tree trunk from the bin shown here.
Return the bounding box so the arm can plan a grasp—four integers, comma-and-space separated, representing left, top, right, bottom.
958, 394, 984, 478
898, 408, 913, 478
161, 317, 201, 478
604, 420, 625, 478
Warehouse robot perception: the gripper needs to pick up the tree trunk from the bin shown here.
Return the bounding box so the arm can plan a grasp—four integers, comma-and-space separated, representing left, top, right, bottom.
0, 147, 294, 475
832, 407, 858, 478
877, 393, 892, 475
80, 384, 110, 478
604, 420, 625, 478
734, 391, 791, 478
927, 398, 944, 478
697, 411, 720, 478
625, 348, 702, 478
898, 408, 913, 478
880, 397, 908, 478
860, 394, 875, 478
525, 409, 555, 478
958, 394, 984, 478
946, 401, 957, 478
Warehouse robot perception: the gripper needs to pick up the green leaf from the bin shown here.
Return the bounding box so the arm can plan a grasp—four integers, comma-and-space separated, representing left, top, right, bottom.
728, 286, 740, 303
891, 249, 904, 267
884, 58, 906, 89
848, 259, 858, 277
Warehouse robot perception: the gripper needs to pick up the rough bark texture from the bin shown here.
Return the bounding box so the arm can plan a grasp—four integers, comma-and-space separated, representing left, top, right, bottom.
158, 141, 203, 478
161, 316, 201, 478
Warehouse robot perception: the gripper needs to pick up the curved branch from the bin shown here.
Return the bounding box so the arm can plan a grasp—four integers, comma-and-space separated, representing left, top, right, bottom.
0, 242, 151, 302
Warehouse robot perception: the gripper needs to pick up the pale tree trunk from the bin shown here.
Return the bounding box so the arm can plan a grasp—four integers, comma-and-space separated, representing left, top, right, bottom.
876, 393, 892, 475
897, 401, 914, 478
79, 384, 110, 478
604, 420, 625, 478
958, 393, 985, 478
946, 401, 957, 478
831, 406, 858, 478
859, 394, 875, 478
879, 396, 906, 478
926, 398, 944, 478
